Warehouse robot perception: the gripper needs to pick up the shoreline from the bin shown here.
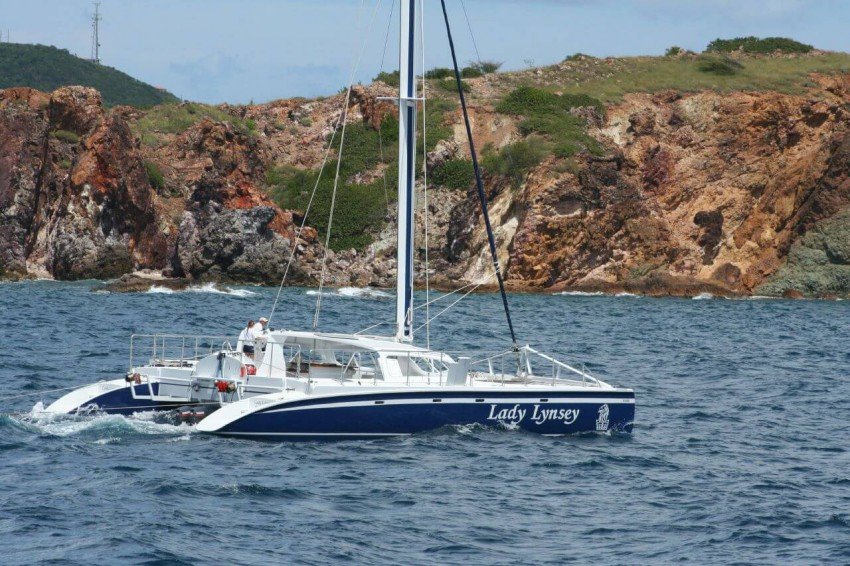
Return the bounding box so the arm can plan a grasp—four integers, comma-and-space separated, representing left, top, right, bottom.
2, 272, 846, 301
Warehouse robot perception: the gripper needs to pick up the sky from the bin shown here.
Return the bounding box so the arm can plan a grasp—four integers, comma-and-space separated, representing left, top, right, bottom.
3, 0, 850, 104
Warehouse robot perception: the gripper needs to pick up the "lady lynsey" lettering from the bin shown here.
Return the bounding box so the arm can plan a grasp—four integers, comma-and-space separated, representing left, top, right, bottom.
487, 404, 580, 426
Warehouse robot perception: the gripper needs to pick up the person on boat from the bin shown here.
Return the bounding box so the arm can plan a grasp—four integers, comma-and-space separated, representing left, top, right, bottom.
238, 319, 256, 359
253, 317, 269, 336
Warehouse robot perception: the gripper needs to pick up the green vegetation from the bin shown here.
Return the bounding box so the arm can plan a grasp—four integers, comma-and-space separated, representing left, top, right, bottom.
267, 118, 398, 250
421, 98, 455, 153
52, 129, 80, 144
461, 66, 483, 79
425, 67, 454, 80
665, 46, 683, 57
374, 70, 400, 87
58, 158, 72, 169
468, 60, 502, 74
435, 78, 470, 93
696, 54, 744, 76
265, 96, 457, 250
133, 102, 244, 146
0, 43, 177, 107
757, 210, 850, 297
522, 52, 850, 103
430, 158, 473, 190
482, 138, 548, 189
482, 86, 602, 187
143, 160, 165, 192
706, 36, 813, 55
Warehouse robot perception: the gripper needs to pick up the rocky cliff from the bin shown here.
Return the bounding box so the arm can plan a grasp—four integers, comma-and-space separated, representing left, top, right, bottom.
3, 53, 850, 297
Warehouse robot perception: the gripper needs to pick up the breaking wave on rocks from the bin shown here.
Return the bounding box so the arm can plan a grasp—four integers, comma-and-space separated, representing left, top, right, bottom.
553, 290, 641, 298
146, 283, 258, 297
305, 286, 392, 299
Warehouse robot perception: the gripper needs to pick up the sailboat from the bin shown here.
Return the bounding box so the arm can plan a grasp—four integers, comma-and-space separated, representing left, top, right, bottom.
44, 0, 635, 439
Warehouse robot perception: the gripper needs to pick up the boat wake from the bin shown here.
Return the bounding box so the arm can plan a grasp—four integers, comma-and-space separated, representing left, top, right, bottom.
147, 283, 258, 297
305, 286, 392, 299
2, 404, 195, 441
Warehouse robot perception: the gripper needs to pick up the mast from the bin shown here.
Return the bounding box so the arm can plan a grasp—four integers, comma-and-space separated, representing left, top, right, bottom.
395, 0, 417, 342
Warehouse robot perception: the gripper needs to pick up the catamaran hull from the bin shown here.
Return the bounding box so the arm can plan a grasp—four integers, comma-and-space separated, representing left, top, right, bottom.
197, 390, 635, 439
45, 380, 190, 416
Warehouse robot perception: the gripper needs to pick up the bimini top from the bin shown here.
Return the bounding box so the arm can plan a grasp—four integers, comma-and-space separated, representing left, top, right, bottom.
268, 330, 431, 355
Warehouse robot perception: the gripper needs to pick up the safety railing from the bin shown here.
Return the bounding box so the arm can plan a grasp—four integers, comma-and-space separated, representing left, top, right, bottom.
129, 334, 235, 372
127, 336, 603, 391
467, 346, 602, 387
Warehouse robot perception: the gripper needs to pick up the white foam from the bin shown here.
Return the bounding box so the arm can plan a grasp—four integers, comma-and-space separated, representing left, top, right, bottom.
553, 291, 605, 297
146, 283, 257, 297
693, 292, 714, 300
306, 286, 391, 299
615, 292, 640, 298
187, 283, 258, 297
146, 285, 175, 294
15, 411, 194, 438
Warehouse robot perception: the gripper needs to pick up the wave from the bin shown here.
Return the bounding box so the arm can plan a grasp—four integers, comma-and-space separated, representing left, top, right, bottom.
305, 286, 392, 299
693, 292, 714, 300
146, 285, 175, 294
187, 283, 258, 297
7, 405, 195, 439
553, 291, 604, 297
554, 290, 641, 298
145, 283, 257, 297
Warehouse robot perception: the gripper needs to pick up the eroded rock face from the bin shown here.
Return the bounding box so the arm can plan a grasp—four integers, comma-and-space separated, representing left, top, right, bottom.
0, 86, 323, 283
4, 80, 850, 297
440, 83, 850, 296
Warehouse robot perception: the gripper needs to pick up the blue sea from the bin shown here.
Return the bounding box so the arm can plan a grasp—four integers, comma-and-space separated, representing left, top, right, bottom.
1, 281, 848, 564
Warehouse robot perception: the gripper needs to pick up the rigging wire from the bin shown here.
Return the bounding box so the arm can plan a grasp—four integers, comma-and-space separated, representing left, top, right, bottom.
376, 0, 396, 208
440, 0, 519, 347
419, 0, 431, 350
459, 0, 482, 64
354, 271, 495, 336
313, 0, 383, 330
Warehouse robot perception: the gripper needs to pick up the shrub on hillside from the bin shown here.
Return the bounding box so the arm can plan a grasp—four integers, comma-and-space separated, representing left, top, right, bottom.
436, 78, 471, 93
143, 160, 165, 191
430, 159, 473, 190
482, 138, 547, 189
706, 37, 813, 55
374, 70, 400, 87
488, 86, 604, 184
425, 67, 454, 80
467, 60, 502, 74
697, 54, 744, 76
665, 46, 683, 57
52, 129, 80, 144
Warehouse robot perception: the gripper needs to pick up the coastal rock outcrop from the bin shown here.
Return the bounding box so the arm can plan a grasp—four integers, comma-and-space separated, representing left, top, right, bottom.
0, 86, 325, 284
3, 71, 850, 297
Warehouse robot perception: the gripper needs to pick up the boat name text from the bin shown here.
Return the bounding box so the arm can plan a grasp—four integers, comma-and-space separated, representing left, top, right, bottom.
487, 404, 580, 426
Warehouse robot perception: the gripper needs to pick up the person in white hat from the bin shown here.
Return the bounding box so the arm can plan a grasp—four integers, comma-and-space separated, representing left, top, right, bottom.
253, 317, 269, 336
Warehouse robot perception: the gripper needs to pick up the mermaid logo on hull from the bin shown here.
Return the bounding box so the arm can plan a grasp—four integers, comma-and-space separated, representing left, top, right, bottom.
487, 404, 580, 426
596, 404, 610, 431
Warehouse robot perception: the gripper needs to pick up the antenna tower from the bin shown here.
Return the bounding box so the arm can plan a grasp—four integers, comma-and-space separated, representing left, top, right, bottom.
90, 2, 101, 64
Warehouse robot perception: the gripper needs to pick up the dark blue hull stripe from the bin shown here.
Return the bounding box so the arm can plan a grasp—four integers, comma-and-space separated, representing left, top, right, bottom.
256, 389, 635, 414
221, 398, 635, 438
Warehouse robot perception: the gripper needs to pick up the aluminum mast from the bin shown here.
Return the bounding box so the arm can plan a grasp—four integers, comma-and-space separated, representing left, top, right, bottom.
395, 0, 417, 342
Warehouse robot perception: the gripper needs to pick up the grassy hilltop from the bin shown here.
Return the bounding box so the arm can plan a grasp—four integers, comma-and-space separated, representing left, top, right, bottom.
0, 43, 177, 107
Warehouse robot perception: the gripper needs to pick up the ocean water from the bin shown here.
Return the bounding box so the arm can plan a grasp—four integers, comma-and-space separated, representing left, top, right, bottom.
1, 281, 848, 564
